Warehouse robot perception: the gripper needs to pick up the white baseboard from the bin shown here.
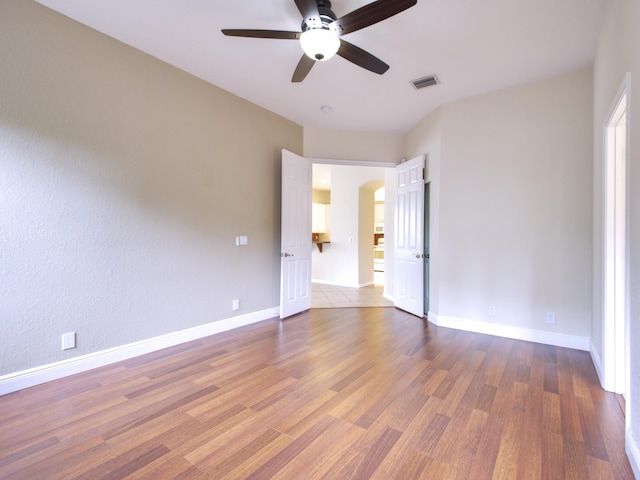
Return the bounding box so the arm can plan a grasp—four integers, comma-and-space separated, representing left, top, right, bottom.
626, 429, 640, 479
429, 313, 590, 351
0, 307, 279, 396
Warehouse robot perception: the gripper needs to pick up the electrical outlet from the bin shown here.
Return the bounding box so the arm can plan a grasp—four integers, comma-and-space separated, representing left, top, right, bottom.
232, 299, 240, 311
488, 306, 496, 316
546, 312, 556, 324
62, 332, 76, 350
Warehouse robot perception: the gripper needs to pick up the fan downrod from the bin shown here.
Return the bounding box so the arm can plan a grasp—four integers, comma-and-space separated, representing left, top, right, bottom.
301, 0, 337, 32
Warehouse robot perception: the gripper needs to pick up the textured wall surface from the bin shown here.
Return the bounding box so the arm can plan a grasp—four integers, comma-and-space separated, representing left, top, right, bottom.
405, 70, 593, 338
304, 127, 404, 163
0, 0, 302, 375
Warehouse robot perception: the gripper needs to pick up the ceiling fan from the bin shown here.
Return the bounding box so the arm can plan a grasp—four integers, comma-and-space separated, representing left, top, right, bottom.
222, 0, 417, 82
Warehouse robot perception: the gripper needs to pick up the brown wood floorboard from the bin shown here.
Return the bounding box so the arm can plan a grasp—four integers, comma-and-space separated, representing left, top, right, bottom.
0, 307, 634, 479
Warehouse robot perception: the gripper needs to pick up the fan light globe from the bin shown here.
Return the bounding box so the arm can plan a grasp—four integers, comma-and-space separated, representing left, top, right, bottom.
300, 28, 340, 61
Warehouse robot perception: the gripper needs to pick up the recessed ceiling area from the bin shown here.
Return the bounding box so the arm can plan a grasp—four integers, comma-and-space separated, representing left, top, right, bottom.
34, 0, 609, 134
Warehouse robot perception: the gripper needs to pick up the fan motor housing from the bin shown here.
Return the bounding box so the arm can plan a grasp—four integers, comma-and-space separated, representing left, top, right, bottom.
301, 0, 337, 31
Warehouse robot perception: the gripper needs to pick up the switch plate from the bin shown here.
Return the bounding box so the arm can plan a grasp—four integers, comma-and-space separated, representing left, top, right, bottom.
232, 299, 240, 311
62, 332, 76, 350
235, 236, 248, 246
546, 312, 556, 324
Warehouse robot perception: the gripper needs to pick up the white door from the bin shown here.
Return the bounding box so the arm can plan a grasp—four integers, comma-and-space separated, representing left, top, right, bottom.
280, 149, 312, 318
394, 155, 425, 317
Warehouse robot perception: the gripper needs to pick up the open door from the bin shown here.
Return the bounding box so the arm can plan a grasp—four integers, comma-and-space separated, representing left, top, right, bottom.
424, 182, 430, 316
394, 155, 425, 317
603, 78, 629, 395
280, 149, 312, 318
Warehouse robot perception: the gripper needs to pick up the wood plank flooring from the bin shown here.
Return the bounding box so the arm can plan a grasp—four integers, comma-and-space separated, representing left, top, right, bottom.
0, 308, 634, 479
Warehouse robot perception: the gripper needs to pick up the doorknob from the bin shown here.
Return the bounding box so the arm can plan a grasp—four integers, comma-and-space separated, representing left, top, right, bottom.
281, 252, 294, 258
415, 254, 423, 259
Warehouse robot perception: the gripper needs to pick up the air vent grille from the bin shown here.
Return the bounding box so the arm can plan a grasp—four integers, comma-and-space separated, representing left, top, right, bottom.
411, 74, 440, 90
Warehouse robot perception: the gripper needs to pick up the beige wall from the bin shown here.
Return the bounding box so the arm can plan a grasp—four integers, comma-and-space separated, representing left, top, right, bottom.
593, 0, 640, 464
0, 0, 302, 375
312, 190, 330, 204
404, 109, 442, 311
405, 70, 593, 339
304, 127, 404, 163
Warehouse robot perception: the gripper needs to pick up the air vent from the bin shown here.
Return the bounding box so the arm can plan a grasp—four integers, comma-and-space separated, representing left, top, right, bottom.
411, 74, 440, 90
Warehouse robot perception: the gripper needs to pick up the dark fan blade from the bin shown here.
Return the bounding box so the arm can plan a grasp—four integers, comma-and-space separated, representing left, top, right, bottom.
294, 0, 321, 27
332, 0, 417, 36
222, 29, 300, 40
292, 54, 315, 82
337, 40, 389, 74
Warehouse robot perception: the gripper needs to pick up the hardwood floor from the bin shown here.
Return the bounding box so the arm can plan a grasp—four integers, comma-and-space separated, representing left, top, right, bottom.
0, 308, 633, 479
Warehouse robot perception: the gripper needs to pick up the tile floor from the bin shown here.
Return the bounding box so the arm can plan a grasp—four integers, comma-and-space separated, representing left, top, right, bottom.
311, 281, 394, 308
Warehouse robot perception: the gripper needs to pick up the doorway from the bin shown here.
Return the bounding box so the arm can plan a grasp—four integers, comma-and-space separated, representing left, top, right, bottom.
310, 162, 393, 308
603, 74, 629, 397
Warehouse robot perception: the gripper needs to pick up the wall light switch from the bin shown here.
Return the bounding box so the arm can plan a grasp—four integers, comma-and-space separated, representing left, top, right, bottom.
235, 236, 248, 246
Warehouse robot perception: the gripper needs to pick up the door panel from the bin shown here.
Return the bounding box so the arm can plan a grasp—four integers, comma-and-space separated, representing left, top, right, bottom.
394, 155, 425, 317
424, 183, 430, 315
280, 149, 312, 318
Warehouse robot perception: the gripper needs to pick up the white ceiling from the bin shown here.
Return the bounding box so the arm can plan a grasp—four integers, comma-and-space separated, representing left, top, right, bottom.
35, 0, 608, 134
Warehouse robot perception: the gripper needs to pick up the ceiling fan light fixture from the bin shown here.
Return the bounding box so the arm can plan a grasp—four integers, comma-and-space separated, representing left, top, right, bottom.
300, 28, 340, 61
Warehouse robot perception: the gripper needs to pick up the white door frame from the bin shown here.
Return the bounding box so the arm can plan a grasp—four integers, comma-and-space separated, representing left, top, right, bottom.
602, 73, 631, 400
